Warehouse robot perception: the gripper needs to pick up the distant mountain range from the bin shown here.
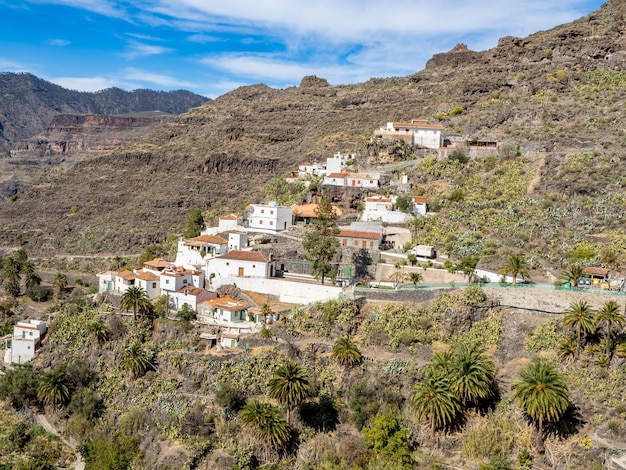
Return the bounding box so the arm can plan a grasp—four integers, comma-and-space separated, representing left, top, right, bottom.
0, 72, 209, 151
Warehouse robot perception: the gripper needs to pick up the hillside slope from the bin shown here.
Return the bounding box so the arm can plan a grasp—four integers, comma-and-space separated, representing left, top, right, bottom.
0, 0, 624, 261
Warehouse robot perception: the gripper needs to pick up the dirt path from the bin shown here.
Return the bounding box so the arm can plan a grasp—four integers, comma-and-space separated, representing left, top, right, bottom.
34, 413, 85, 470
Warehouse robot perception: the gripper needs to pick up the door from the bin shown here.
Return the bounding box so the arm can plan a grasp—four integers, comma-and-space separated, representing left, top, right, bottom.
238, 267, 244, 277
362, 240, 367, 248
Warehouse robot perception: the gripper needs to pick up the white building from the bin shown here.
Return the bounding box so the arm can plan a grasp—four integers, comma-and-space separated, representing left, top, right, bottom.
326, 152, 354, 175
323, 169, 380, 188
218, 213, 244, 232
134, 270, 161, 299
228, 232, 248, 251
247, 202, 293, 233
377, 119, 444, 150
206, 250, 274, 280
160, 268, 204, 295
298, 161, 327, 178
3, 319, 47, 364
175, 235, 228, 267
361, 195, 428, 223
199, 296, 249, 323
169, 286, 217, 312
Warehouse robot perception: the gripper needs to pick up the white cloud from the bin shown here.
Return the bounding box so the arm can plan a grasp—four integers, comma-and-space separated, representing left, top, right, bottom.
47, 38, 71, 46
0, 58, 35, 72
125, 32, 163, 41
122, 67, 196, 89
122, 40, 174, 59
25, 0, 126, 18
49, 76, 118, 92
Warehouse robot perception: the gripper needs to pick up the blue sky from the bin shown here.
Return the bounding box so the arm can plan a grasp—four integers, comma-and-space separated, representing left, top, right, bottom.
0, 0, 606, 98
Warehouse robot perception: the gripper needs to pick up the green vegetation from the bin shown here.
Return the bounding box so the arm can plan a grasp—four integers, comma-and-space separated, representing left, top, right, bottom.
302, 192, 340, 284
183, 207, 204, 238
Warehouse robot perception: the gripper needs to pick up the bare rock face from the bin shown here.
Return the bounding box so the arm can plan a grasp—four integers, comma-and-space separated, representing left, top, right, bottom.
425, 43, 481, 68
299, 75, 330, 88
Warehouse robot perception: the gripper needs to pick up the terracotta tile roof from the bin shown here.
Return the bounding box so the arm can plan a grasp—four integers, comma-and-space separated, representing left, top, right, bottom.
291, 203, 342, 218
222, 333, 240, 339
326, 172, 347, 178
207, 296, 248, 311
392, 121, 444, 130
134, 271, 159, 281
220, 213, 241, 221
117, 270, 136, 281
583, 266, 609, 277
366, 197, 392, 203
218, 250, 270, 262
337, 230, 381, 240
176, 286, 206, 296
412, 196, 428, 203
98, 270, 118, 276
184, 235, 228, 246
144, 258, 173, 268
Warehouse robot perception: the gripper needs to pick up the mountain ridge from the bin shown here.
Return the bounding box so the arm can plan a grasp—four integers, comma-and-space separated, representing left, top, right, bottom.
0, 0, 624, 266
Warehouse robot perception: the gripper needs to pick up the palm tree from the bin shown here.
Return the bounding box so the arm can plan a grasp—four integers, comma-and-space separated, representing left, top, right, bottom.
120, 342, 154, 378
88, 319, 109, 346
406, 272, 424, 287
121, 286, 152, 320
2, 257, 22, 285
52, 273, 68, 299
37, 369, 71, 409
498, 253, 531, 285
562, 300, 595, 358
512, 359, 569, 437
260, 303, 273, 324
268, 361, 310, 424
595, 300, 625, 357
428, 350, 454, 375
332, 337, 362, 367
239, 400, 291, 450
448, 342, 496, 406
411, 370, 460, 440
562, 264, 585, 288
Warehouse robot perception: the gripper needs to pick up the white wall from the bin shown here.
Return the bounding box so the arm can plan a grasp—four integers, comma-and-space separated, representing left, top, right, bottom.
211, 276, 343, 304
413, 129, 441, 149
207, 258, 270, 280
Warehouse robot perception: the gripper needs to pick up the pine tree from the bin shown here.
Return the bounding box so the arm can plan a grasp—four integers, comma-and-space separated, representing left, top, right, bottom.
184, 207, 204, 238
302, 193, 340, 285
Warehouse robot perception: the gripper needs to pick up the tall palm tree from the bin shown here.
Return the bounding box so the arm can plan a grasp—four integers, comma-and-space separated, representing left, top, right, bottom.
332, 337, 362, 367
260, 303, 273, 324
52, 273, 68, 299
239, 400, 291, 450
498, 253, 531, 285
268, 361, 310, 424
411, 370, 460, 440
512, 359, 569, 437
595, 300, 625, 357
562, 300, 596, 358
120, 343, 154, 378
406, 272, 424, 287
37, 369, 71, 409
2, 257, 22, 285
448, 342, 496, 406
121, 286, 152, 320
562, 264, 585, 288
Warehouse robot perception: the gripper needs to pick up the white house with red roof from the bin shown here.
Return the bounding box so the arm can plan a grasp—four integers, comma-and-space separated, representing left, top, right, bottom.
376, 119, 444, 149
134, 270, 161, 299
3, 319, 47, 364
169, 286, 218, 312
322, 168, 380, 188
206, 250, 274, 280
218, 213, 244, 232
160, 267, 204, 295
247, 202, 293, 233
336, 229, 383, 251
175, 234, 228, 267
199, 296, 249, 323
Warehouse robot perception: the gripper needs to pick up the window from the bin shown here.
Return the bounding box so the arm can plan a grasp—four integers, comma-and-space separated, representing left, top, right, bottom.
261, 209, 265, 214
152, 282, 157, 288
252, 265, 256, 268
269, 220, 274, 225
259, 220, 263, 224
183, 279, 188, 284
353, 240, 358, 246
226, 262, 230, 266
165, 279, 170, 284
270, 210, 274, 215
